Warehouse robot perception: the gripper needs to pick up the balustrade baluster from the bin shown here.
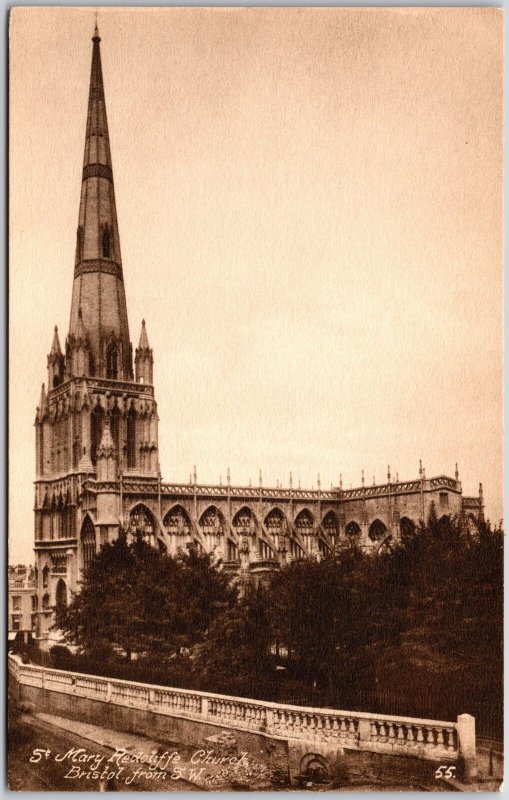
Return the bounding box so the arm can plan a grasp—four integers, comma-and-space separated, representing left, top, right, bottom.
407, 726, 415, 745
426, 727, 435, 746
447, 729, 456, 752
370, 721, 377, 739
436, 728, 445, 748
416, 726, 424, 743
379, 722, 387, 742
397, 724, 405, 744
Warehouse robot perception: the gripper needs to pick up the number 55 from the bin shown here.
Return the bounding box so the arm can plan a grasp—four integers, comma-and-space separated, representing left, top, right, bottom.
435, 765, 456, 779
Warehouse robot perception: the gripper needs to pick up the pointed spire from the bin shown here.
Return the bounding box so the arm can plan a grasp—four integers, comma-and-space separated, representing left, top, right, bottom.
361, 469, 365, 487
51, 326, 62, 355
227, 467, 231, 486
455, 463, 459, 481
138, 319, 150, 350
69, 26, 133, 380
259, 469, 262, 488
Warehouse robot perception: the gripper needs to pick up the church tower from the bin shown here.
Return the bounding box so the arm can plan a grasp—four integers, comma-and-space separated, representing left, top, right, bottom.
33, 26, 159, 641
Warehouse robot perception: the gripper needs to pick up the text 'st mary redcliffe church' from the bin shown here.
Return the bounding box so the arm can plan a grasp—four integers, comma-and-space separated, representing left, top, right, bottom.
33, 28, 484, 642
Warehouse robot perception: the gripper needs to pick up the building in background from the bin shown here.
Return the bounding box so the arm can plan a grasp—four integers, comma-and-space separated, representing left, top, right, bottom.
8, 565, 37, 646
33, 28, 484, 644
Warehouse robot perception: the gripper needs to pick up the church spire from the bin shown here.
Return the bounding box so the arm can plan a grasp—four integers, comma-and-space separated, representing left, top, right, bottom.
68, 25, 133, 380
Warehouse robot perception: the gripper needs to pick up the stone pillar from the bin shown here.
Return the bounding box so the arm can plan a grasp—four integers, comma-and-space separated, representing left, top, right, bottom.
457, 714, 477, 782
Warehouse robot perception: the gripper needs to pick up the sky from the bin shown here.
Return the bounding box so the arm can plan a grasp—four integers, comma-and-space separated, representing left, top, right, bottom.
9, 7, 503, 563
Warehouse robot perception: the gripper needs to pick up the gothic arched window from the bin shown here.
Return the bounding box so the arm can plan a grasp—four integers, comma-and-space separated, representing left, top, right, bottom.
110, 407, 121, 455
102, 223, 111, 258
91, 405, 104, 467
126, 408, 136, 468
81, 517, 96, 571
106, 344, 118, 380
42, 566, 49, 588
56, 579, 67, 608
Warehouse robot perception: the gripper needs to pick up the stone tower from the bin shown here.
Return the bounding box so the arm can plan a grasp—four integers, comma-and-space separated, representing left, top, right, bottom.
33, 26, 159, 640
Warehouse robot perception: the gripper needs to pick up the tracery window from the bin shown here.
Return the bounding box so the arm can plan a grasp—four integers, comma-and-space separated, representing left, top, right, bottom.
199, 507, 224, 537
322, 511, 339, 540
368, 519, 387, 542
164, 506, 191, 537
232, 508, 255, 537
81, 517, 96, 571
129, 505, 155, 538
265, 508, 285, 536
294, 509, 314, 537
345, 521, 361, 539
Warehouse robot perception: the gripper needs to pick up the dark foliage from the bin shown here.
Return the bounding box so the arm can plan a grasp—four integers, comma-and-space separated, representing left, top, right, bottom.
55, 532, 236, 661
49, 516, 502, 737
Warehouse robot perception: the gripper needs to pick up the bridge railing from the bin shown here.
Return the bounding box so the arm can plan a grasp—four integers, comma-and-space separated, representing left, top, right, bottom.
9, 655, 473, 765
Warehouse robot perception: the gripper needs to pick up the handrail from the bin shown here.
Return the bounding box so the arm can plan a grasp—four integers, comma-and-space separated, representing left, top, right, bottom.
9, 655, 465, 762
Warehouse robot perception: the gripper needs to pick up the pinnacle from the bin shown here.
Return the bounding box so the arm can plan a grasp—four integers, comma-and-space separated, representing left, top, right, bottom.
38, 383, 47, 410
74, 307, 86, 340
138, 319, 150, 350
50, 326, 62, 355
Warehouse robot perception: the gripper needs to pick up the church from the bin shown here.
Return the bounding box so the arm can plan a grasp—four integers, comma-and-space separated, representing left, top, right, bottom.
33, 28, 484, 641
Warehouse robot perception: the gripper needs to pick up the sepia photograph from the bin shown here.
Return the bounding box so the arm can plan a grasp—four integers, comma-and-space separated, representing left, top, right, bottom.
8, 6, 503, 792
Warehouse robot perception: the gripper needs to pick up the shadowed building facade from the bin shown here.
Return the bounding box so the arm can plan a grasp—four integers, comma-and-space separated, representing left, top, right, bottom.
33, 28, 484, 642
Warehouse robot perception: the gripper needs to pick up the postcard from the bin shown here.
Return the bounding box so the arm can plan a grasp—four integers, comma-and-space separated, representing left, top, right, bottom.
8, 7, 503, 792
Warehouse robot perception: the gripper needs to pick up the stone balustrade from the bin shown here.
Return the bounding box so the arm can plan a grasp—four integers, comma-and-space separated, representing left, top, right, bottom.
9, 655, 470, 766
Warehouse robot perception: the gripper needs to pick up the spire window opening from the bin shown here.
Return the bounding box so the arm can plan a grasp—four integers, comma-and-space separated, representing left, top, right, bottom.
106, 344, 118, 379
76, 226, 84, 261
102, 223, 111, 258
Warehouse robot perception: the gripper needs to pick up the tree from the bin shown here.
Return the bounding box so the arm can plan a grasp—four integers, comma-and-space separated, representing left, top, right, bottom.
55, 533, 236, 660
267, 548, 373, 697
193, 584, 273, 697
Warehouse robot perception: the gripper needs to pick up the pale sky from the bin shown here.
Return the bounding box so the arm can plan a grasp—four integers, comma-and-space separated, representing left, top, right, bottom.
9, 7, 503, 563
